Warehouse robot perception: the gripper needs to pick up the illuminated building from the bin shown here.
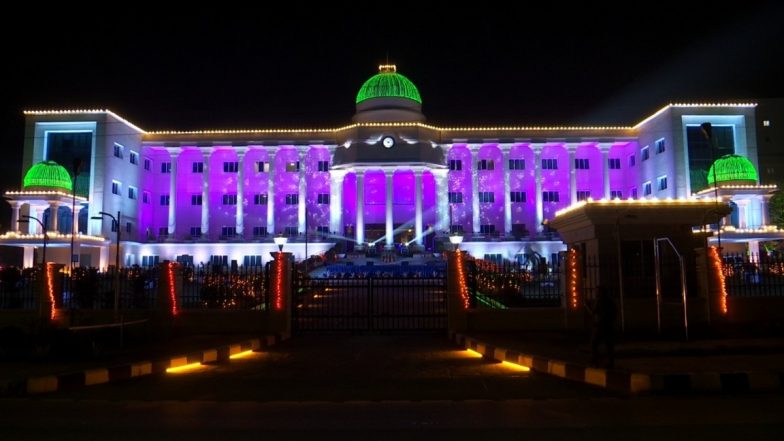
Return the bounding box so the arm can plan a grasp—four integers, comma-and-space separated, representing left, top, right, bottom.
2, 65, 775, 268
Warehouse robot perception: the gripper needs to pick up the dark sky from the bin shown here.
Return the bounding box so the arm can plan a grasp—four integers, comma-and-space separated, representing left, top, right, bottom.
1, 2, 783, 197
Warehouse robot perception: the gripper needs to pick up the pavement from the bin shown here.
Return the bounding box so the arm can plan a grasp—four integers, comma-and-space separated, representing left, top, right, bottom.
454, 330, 784, 394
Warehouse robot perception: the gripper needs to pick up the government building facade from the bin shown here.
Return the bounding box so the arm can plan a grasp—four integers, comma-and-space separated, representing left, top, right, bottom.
1, 65, 776, 269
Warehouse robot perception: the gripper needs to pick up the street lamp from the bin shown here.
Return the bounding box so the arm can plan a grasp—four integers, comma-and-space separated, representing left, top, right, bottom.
700, 122, 722, 250
274, 234, 288, 253
449, 232, 464, 252
91, 210, 121, 319
69, 159, 82, 274
18, 215, 47, 265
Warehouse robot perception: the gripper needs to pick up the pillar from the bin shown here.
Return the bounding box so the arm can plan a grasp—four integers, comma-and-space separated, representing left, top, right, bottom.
503, 147, 512, 235
23, 247, 34, 268
298, 149, 307, 236
48, 202, 60, 233
356, 169, 365, 246
167, 149, 180, 237
236, 148, 246, 236
471, 148, 480, 234
201, 149, 212, 237
601, 145, 610, 199
568, 146, 577, 205
433, 169, 449, 233
267, 149, 277, 235
9, 201, 20, 233
72, 204, 80, 235
28, 206, 39, 234
415, 169, 424, 245
329, 169, 345, 235
535, 148, 543, 232
385, 169, 394, 247
760, 196, 769, 226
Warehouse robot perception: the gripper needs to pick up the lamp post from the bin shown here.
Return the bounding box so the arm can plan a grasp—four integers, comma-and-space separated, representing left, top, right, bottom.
274, 234, 288, 253
700, 122, 722, 250
91, 211, 121, 319
449, 232, 464, 252
18, 215, 47, 265
70, 159, 82, 274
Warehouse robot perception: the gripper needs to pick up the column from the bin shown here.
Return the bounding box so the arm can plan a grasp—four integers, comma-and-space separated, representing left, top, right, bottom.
415, 168, 424, 246
48, 202, 60, 233
503, 147, 512, 235
356, 169, 365, 246
432, 169, 449, 233
167, 149, 180, 237
471, 148, 480, 234
385, 169, 394, 247
236, 148, 247, 236
760, 196, 769, 226
329, 169, 345, 235
28, 206, 38, 234
201, 149, 212, 237
266, 149, 277, 235
535, 148, 543, 232
298, 149, 307, 236
72, 204, 80, 235
601, 145, 610, 199
9, 201, 20, 233
568, 146, 577, 205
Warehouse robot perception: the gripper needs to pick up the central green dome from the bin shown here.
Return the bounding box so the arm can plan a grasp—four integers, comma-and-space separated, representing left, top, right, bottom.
356, 65, 422, 104
707, 154, 758, 185
23, 161, 73, 192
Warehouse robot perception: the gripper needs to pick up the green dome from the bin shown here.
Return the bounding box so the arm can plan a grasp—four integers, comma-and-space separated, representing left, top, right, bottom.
707, 154, 758, 185
356, 65, 422, 104
23, 161, 73, 192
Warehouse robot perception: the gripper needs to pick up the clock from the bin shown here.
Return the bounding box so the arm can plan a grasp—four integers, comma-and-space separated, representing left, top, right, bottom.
382, 136, 395, 148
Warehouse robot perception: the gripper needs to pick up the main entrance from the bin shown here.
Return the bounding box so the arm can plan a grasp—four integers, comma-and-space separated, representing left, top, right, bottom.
292, 275, 447, 333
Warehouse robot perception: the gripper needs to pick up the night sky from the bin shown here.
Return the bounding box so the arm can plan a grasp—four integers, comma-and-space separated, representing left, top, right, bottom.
1, 3, 783, 211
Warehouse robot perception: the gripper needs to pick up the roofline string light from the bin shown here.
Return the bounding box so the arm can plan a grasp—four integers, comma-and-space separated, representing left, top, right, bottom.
554, 197, 724, 218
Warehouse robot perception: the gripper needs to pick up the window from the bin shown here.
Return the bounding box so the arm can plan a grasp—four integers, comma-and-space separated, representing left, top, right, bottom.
643, 181, 652, 196
110, 220, 118, 232
130, 151, 139, 165
510, 191, 526, 202
222, 194, 237, 205
190, 227, 202, 238
317, 161, 329, 172
113, 144, 124, 159
142, 255, 160, 267
608, 158, 621, 169
158, 227, 168, 237
191, 194, 202, 205
244, 255, 263, 267
641, 146, 650, 161
448, 192, 463, 203
143, 191, 150, 204
543, 191, 559, 203
655, 138, 666, 154
144, 158, 151, 171
763, 120, 770, 127
450, 224, 464, 234
477, 159, 494, 171
284, 226, 299, 236
610, 190, 623, 199
317, 193, 330, 204
575, 158, 590, 169
576, 190, 591, 201
256, 161, 268, 173
285, 194, 299, 205
449, 159, 462, 171
221, 226, 237, 238
211, 255, 228, 266
480, 224, 496, 235
483, 253, 503, 263
629, 154, 636, 167
128, 186, 137, 200
285, 161, 300, 172
657, 175, 668, 191
126, 222, 132, 233
223, 161, 238, 173
508, 159, 525, 170
111, 180, 121, 195
478, 191, 495, 203
631, 188, 638, 199
254, 194, 268, 205
252, 226, 268, 237
542, 158, 558, 169
161, 162, 171, 173
192, 162, 204, 173
160, 194, 170, 206
316, 226, 330, 235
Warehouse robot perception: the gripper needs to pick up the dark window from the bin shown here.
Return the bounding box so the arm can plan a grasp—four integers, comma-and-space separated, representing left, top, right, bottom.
610, 190, 623, 199
253, 226, 268, 237
575, 158, 590, 169
643, 182, 652, 196
223, 162, 239, 173
576, 190, 591, 201
480, 224, 496, 235
629, 155, 636, 167
641, 147, 650, 161
285, 194, 299, 205
191, 195, 202, 205
608, 158, 621, 169
317, 193, 330, 204
478, 192, 495, 203
190, 227, 202, 237
317, 161, 329, 172
477, 159, 495, 171
448, 192, 463, 203
192, 162, 204, 173
221, 226, 236, 238
449, 159, 462, 171
161, 162, 171, 173
543, 191, 559, 202
160, 195, 170, 206
254, 194, 268, 205
542, 158, 558, 169
222, 194, 237, 205
130, 151, 139, 165
655, 138, 666, 154
509, 159, 526, 170
510, 191, 526, 202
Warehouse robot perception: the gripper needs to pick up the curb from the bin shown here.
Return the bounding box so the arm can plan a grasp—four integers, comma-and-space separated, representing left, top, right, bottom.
4, 331, 290, 396
452, 332, 784, 394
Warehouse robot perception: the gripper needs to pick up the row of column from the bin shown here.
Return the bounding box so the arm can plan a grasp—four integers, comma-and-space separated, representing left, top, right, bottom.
8, 201, 80, 235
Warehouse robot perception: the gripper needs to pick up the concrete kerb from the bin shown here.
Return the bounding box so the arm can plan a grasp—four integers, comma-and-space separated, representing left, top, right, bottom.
452, 332, 784, 395
4, 331, 290, 396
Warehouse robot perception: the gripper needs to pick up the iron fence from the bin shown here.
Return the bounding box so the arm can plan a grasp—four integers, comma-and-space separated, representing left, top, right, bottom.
723, 253, 784, 298
60, 266, 159, 310
0, 266, 38, 309
180, 264, 269, 310
467, 258, 562, 308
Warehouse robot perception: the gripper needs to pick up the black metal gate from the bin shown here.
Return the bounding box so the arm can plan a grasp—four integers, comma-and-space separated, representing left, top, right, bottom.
292, 276, 447, 333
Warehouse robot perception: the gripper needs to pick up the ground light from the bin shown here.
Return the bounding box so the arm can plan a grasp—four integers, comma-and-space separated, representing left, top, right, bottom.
501, 361, 531, 372
165, 363, 207, 374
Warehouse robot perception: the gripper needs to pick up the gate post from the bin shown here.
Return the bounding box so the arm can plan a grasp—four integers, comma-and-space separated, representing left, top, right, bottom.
268, 252, 292, 337
446, 251, 469, 334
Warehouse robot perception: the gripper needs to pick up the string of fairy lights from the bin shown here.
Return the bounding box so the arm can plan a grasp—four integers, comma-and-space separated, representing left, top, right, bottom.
709, 246, 728, 315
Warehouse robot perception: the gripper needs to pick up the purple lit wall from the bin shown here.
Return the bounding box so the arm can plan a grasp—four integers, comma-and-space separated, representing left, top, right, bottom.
622, 142, 640, 198
175, 148, 202, 240
447, 145, 472, 232
509, 144, 536, 235
138, 147, 172, 241
273, 147, 299, 234
393, 170, 415, 228
305, 147, 330, 233
422, 171, 435, 234
575, 143, 603, 200
242, 147, 270, 239
541, 144, 569, 220
477, 144, 504, 233
342, 172, 356, 236
608, 143, 626, 198
364, 170, 386, 225
209, 149, 239, 238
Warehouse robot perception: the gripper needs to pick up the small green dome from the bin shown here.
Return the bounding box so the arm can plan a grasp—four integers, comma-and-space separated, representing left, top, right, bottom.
707, 154, 758, 185
356, 65, 422, 104
23, 161, 73, 192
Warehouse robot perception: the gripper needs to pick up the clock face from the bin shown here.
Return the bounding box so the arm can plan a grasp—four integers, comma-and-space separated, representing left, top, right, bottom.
382, 136, 395, 148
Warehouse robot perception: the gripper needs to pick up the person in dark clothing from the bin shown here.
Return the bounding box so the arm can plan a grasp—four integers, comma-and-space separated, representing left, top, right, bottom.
586, 286, 616, 368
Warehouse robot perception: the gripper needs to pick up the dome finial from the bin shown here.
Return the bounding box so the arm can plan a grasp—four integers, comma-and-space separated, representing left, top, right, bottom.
378, 64, 396, 73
